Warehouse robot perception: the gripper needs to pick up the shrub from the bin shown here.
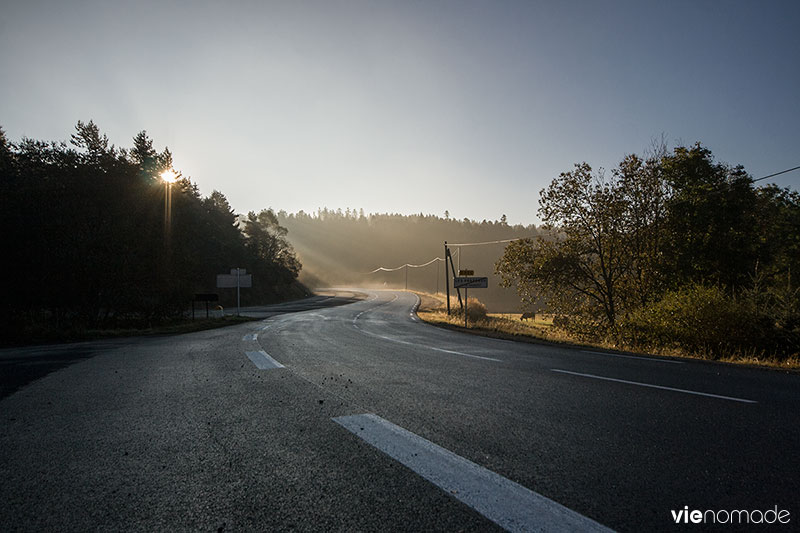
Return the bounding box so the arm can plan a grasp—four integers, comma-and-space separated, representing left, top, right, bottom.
466, 297, 488, 321
619, 283, 794, 359
446, 296, 488, 322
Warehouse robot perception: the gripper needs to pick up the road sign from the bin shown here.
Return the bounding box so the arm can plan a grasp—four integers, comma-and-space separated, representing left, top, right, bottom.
216, 273, 252, 288
458, 269, 474, 276
453, 276, 488, 289
216, 268, 252, 316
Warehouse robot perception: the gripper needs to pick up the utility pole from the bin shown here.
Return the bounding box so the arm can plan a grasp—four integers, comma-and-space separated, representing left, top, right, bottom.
444, 242, 463, 314
405, 264, 408, 291
445, 242, 450, 314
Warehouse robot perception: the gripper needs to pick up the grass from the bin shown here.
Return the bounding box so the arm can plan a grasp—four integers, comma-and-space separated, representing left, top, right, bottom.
413, 291, 800, 371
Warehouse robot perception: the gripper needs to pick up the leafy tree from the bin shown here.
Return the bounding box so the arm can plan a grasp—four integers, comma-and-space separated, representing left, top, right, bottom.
497, 142, 799, 358
661, 143, 758, 288
497, 162, 630, 332
615, 153, 670, 306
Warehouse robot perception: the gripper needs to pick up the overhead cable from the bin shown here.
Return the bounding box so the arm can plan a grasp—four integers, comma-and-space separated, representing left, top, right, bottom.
447, 237, 535, 247
752, 165, 800, 183
366, 257, 443, 274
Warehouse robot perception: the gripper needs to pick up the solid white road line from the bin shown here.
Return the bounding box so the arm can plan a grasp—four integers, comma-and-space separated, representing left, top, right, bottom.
333, 413, 612, 533
551, 369, 757, 404
245, 350, 285, 370
349, 291, 501, 362
580, 350, 683, 364
430, 345, 501, 362
357, 328, 502, 362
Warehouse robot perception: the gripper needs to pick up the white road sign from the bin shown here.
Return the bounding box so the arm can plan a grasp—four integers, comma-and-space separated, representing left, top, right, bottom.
453, 276, 488, 289
216, 269, 252, 288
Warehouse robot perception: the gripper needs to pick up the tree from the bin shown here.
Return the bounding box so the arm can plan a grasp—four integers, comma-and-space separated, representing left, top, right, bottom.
130, 130, 158, 178
661, 143, 758, 288
497, 153, 674, 335
497, 163, 630, 332
0, 122, 307, 340
70, 120, 110, 161
243, 209, 300, 277
615, 153, 670, 306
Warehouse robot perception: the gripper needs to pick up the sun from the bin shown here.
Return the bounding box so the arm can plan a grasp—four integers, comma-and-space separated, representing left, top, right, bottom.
160, 169, 178, 183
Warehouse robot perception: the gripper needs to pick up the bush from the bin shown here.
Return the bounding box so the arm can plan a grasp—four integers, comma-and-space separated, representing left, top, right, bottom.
619, 283, 795, 359
552, 314, 606, 341
466, 297, 488, 321
446, 296, 488, 322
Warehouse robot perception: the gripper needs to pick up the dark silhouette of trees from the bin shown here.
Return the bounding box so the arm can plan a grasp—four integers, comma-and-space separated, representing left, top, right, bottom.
661, 144, 759, 288
0, 122, 303, 341
496, 143, 800, 358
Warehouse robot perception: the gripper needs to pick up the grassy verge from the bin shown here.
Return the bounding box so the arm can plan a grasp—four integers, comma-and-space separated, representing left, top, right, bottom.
413, 291, 800, 371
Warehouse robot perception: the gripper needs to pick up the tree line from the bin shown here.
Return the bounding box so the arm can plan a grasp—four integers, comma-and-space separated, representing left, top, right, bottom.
0, 121, 304, 341
276, 209, 537, 311
497, 143, 800, 360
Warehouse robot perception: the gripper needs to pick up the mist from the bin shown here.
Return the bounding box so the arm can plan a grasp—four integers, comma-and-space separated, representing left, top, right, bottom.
277, 209, 538, 312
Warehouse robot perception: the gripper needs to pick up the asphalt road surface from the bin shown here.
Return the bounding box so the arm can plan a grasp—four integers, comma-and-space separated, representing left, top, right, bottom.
1, 289, 797, 532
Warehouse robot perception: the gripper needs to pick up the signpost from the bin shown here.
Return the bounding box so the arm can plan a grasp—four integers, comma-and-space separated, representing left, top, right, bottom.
216, 268, 252, 316
452, 276, 489, 327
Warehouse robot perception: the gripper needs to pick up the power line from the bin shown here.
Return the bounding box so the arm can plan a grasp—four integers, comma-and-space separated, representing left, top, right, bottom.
447, 237, 535, 247
753, 165, 800, 183
365, 257, 443, 274
670, 164, 800, 206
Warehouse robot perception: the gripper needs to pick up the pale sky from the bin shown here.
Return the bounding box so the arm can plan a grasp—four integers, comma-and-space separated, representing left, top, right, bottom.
2, 0, 798, 225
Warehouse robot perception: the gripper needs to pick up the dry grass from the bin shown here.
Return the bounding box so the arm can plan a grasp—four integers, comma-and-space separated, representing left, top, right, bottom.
412, 291, 800, 371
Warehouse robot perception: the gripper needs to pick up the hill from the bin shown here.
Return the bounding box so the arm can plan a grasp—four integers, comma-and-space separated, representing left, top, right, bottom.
276, 209, 538, 312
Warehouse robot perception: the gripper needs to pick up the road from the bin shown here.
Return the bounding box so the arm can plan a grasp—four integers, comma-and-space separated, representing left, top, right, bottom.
1, 289, 797, 531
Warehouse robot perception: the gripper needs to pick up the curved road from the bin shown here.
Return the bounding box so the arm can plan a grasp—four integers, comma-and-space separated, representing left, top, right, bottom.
1, 290, 798, 531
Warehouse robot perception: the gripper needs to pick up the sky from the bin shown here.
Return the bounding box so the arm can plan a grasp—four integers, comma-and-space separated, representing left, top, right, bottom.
1, 0, 798, 225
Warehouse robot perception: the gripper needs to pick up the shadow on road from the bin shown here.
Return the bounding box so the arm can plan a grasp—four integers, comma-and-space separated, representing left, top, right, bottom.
0, 290, 366, 401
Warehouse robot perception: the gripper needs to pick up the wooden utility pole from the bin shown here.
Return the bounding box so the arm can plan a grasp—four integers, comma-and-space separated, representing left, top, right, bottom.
444, 242, 463, 315
445, 242, 450, 314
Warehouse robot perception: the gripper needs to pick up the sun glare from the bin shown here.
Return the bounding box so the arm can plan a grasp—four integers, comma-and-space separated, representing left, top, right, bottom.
161, 169, 178, 183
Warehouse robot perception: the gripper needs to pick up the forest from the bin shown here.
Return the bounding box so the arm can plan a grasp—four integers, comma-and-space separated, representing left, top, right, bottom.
0, 122, 304, 342
497, 144, 800, 360
276, 209, 537, 311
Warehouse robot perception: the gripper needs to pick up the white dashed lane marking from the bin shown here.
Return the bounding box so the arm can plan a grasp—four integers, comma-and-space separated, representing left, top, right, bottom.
245, 350, 285, 370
